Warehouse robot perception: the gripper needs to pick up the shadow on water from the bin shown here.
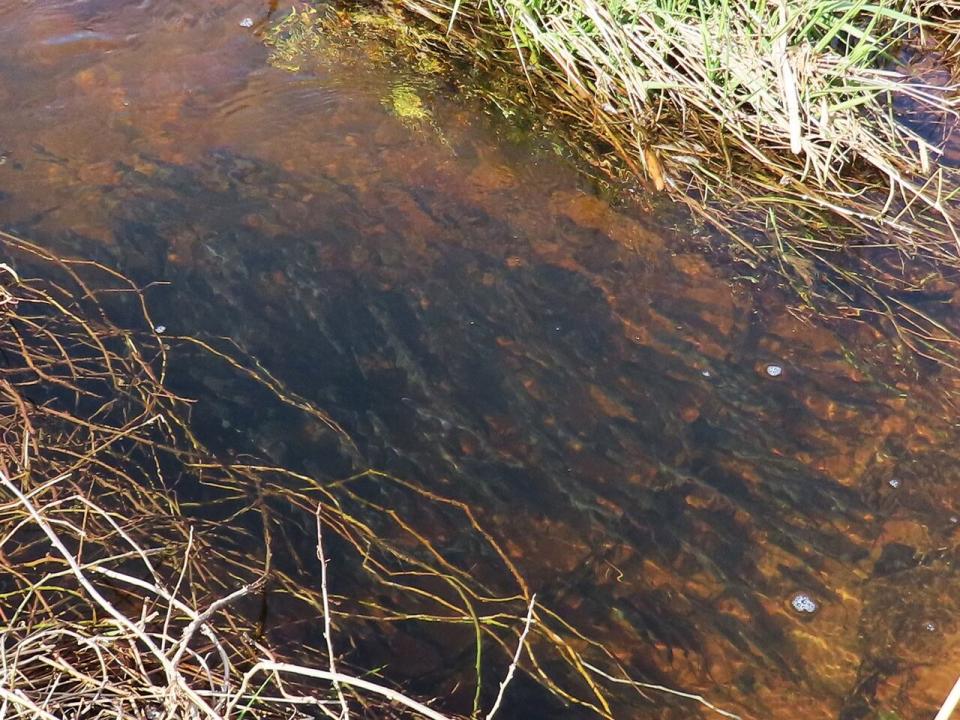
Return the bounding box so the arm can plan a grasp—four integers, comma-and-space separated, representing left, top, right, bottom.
1, 1, 960, 718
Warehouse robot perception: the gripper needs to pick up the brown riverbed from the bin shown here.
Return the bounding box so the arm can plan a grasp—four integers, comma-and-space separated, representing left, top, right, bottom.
1, 2, 960, 718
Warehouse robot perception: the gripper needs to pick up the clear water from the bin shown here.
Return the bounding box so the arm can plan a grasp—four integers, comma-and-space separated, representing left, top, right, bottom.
1, 2, 960, 718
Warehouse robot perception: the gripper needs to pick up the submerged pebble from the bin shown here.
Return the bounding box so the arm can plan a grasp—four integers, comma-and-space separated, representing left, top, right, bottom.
790, 591, 818, 614
765, 364, 783, 377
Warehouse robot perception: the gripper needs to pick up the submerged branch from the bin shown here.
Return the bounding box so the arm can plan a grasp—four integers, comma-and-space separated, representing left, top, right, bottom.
0, 234, 743, 719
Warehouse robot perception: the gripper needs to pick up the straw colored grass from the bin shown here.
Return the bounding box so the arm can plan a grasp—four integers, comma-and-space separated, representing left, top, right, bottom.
370, 3, 945, 183
391, 0, 960, 244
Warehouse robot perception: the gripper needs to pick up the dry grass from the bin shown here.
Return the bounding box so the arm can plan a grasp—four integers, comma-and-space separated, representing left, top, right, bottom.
379, 0, 960, 215
0, 233, 743, 719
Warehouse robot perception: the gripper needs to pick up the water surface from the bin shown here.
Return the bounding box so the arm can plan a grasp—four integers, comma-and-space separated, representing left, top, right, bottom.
1, 2, 960, 718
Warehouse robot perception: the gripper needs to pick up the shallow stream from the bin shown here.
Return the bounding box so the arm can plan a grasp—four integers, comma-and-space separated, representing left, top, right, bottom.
1, 2, 960, 718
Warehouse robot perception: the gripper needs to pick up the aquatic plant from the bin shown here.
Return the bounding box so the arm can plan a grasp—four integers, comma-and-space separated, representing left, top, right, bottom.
386, 83, 432, 123
263, 5, 326, 71
392, 0, 960, 229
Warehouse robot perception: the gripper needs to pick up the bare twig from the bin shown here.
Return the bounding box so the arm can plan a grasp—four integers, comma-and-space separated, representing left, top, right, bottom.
935, 674, 960, 720
485, 593, 536, 720
316, 504, 350, 720
581, 661, 742, 719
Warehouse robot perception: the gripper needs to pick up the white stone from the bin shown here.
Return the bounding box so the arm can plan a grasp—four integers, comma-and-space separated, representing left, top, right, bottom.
790, 592, 817, 614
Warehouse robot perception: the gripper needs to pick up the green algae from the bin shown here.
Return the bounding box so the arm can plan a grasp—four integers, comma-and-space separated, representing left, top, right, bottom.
385, 84, 430, 125
263, 5, 325, 72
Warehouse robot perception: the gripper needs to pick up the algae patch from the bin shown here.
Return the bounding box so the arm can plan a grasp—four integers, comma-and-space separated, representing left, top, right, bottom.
263, 5, 325, 72
386, 84, 430, 126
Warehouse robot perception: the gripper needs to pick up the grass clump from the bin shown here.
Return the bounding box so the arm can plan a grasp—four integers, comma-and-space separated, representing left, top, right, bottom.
321, 0, 960, 367
394, 0, 960, 228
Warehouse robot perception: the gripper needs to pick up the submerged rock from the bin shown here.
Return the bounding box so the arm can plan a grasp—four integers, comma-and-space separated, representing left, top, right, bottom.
872, 543, 917, 577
